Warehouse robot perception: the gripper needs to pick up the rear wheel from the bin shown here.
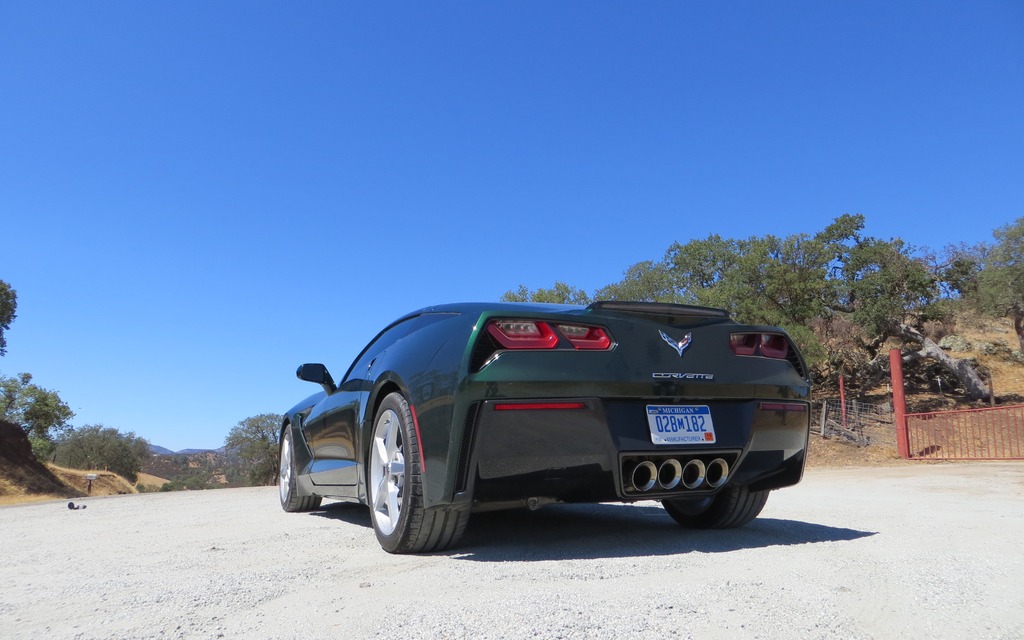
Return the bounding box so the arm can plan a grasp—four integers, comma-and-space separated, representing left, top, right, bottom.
279, 425, 322, 512
368, 392, 469, 553
662, 485, 769, 529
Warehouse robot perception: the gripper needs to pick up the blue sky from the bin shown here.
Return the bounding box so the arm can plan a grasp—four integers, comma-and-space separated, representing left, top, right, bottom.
2, 2, 1022, 451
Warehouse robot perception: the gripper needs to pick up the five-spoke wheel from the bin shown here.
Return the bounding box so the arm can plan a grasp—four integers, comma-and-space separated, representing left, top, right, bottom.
367, 392, 469, 553
279, 424, 321, 512
369, 407, 406, 535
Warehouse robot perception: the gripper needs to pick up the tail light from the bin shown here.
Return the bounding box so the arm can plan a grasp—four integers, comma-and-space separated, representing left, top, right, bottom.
729, 333, 758, 356
484, 320, 613, 351
759, 334, 789, 359
730, 332, 790, 359
556, 324, 612, 350
487, 320, 559, 349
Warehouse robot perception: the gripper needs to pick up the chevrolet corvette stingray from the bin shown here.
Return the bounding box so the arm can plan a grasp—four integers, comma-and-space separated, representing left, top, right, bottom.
279, 301, 811, 553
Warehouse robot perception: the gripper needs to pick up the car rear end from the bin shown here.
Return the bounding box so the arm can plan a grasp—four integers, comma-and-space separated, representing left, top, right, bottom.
450, 301, 811, 511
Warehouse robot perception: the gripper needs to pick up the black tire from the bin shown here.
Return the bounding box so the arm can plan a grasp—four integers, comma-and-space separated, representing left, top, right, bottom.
662, 485, 769, 529
279, 424, 322, 512
367, 392, 469, 554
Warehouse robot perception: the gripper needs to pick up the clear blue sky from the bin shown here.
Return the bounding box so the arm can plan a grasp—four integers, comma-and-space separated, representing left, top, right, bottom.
2, 2, 1022, 451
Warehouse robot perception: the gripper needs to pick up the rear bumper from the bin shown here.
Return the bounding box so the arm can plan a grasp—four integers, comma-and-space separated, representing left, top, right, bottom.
452, 397, 810, 510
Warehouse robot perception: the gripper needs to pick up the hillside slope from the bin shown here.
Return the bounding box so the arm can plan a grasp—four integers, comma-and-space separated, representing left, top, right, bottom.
0, 420, 83, 501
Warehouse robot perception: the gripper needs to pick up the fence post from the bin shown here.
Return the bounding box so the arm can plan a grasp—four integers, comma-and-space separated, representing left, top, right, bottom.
839, 372, 848, 431
890, 348, 910, 459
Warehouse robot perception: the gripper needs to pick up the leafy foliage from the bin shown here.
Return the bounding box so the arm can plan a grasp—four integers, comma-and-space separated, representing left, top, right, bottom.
977, 218, 1024, 351
500, 281, 592, 305
224, 413, 282, 486
0, 372, 75, 458
500, 214, 1004, 383
0, 279, 15, 357
594, 261, 677, 303
53, 425, 151, 483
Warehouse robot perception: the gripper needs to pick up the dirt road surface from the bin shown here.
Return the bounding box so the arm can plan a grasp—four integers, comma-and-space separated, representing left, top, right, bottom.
1, 464, 1022, 639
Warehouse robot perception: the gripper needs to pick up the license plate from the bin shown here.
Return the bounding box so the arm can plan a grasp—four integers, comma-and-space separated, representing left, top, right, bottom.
646, 405, 716, 445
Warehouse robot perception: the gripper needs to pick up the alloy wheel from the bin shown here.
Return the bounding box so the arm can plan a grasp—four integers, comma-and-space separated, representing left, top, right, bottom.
370, 408, 405, 535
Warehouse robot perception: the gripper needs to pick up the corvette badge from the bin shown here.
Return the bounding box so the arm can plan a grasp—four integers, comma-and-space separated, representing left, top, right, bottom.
659, 330, 692, 357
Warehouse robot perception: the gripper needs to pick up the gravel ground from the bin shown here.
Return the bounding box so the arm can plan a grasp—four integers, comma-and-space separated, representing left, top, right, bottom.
1, 464, 1022, 640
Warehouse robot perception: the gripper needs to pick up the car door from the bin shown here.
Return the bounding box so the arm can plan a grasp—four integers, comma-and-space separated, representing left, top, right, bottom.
301, 317, 418, 486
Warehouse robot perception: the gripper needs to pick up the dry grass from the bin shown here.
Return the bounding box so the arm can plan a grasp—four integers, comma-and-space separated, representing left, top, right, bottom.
47, 465, 136, 497
135, 472, 170, 489
806, 433, 904, 468
0, 467, 157, 506
0, 493, 73, 506
0, 476, 72, 506
947, 314, 1024, 401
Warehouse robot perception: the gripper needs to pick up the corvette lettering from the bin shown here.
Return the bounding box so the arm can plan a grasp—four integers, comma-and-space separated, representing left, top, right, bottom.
652, 372, 714, 380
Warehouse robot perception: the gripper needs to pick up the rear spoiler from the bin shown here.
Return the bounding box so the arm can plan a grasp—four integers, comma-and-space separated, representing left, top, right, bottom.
587, 301, 730, 319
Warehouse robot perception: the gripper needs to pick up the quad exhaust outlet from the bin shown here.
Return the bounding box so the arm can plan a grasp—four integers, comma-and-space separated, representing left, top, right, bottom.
627, 457, 730, 493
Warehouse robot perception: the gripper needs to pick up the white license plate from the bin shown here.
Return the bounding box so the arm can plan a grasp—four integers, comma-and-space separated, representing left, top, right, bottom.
646, 405, 716, 445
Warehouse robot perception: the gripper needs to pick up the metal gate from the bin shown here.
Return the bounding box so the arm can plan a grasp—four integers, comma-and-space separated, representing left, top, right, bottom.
905, 405, 1024, 460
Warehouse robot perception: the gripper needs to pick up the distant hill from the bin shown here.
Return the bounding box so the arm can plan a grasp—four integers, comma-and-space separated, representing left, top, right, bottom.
148, 445, 224, 455
142, 448, 243, 489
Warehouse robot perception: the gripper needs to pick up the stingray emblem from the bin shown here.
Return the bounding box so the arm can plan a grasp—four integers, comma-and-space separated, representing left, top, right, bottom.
659, 331, 693, 357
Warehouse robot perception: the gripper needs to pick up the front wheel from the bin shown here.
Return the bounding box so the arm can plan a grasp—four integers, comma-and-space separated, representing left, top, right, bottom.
662, 485, 769, 529
279, 424, 322, 512
368, 392, 468, 553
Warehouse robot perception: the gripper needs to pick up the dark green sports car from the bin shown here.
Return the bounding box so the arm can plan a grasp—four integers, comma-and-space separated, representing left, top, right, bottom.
279, 301, 811, 554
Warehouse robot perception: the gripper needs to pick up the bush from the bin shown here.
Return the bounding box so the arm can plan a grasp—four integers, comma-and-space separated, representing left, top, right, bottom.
53, 425, 150, 483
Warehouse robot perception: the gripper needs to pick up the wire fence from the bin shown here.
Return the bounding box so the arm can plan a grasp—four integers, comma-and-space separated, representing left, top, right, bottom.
816, 399, 894, 447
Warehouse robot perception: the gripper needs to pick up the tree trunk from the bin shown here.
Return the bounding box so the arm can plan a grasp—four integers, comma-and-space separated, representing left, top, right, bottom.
900, 325, 990, 401
1011, 304, 1024, 354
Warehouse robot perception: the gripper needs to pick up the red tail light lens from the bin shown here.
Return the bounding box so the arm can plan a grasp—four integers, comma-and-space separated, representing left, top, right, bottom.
556, 324, 612, 350
760, 334, 789, 359
730, 333, 789, 359
729, 333, 758, 356
487, 320, 559, 349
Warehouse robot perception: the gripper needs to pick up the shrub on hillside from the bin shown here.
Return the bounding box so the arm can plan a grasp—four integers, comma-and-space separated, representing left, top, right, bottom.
53, 425, 150, 483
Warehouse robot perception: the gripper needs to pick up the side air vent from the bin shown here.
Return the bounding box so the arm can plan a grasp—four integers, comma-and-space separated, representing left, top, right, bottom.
469, 331, 502, 371
786, 349, 808, 380
454, 402, 480, 493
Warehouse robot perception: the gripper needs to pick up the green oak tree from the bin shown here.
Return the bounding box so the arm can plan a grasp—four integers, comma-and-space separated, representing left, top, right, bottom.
0, 279, 16, 356
0, 372, 75, 459
500, 281, 591, 305
977, 218, 1024, 353
53, 425, 151, 483
497, 214, 989, 391
224, 413, 282, 486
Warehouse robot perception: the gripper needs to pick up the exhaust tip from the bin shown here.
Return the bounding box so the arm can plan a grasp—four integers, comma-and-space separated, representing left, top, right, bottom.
681, 459, 706, 489
657, 459, 682, 490
631, 461, 658, 492
705, 458, 730, 488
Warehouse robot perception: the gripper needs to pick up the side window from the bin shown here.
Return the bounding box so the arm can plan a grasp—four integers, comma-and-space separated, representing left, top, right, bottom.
341, 316, 419, 384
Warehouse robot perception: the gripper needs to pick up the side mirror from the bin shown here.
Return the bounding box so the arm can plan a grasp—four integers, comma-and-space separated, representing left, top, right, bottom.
296, 363, 337, 395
